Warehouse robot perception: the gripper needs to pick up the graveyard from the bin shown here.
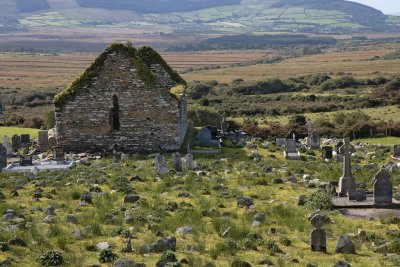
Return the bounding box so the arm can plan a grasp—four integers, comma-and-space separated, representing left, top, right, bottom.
0, 40, 399, 266
0, 121, 400, 266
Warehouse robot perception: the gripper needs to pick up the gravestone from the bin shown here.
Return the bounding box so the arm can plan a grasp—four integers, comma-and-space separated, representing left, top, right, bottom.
373, 168, 392, 205
276, 138, 287, 147
308, 211, 329, 252
154, 154, 168, 176
336, 141, 344, 163
20, 155, 33, 166
172, 152, 183, 172
288, 129, 299, 142
2, 136, 12, 155
355, 189, 367, 202
11, 135, 21, 151
0, 144, 7, 169
307, 123, 321, 149
338, 138, 356, 197
197, 127, 212, 146
53, 147, 65, 163
38, 130, 49, 151
221, 117, 229, 133
322, 147, 333, 160
185, 153, 195, 170
284, 139, 301, 160
394, 145, 400, 158
20, 134, 30, 144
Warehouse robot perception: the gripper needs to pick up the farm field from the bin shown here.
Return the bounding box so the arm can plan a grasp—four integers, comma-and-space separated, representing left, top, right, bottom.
184, 46, 400, 83
0, 127, 38, 138
0, 50, 268, 91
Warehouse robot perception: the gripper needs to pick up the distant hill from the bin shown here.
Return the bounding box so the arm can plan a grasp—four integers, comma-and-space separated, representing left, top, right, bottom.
1, 0, 399, 34
77, 0, 241, 13
271, 0, 386, 29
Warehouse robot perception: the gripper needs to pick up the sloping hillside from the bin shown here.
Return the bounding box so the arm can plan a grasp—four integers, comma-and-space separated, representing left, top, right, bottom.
1, 0, 399, 34
77, 0, 241, 13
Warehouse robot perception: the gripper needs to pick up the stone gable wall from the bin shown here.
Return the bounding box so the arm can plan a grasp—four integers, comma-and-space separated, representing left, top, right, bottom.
55, 52, 187, 153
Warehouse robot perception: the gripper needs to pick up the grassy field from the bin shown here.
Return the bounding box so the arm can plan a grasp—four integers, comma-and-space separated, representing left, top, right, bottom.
184, 44, 400, 83
354, 136, 400, 146
230, 105, 400, 126
0, 126, 38, 138
0, 50, 268, 91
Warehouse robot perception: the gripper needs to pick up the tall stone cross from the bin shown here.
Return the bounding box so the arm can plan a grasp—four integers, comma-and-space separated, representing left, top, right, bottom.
338, 137, 356, 195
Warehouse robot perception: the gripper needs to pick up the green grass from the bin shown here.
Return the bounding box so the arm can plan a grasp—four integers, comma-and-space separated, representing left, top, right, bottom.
232, 105, 400, 126
354, 136, 400, 146
0, 126, 38, 138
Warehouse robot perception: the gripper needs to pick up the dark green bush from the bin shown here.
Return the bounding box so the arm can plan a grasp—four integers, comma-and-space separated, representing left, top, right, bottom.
98, 249, 118, 263
38, 251, 63, 266
305, 189, 333, 211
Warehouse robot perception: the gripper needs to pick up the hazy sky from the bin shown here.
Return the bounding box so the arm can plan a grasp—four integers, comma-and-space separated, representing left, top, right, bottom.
349, 0, 400, 14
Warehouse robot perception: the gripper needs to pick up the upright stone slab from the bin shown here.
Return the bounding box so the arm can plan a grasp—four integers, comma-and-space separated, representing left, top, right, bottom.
38, 130, 49, 151
11, 135, 21, 151
221, 117, 229, 133
53, 147, 65, 163
276, 138, 286, 147
0, 144, 7, 169
284, 139, 301, 160
197, 127, 212, 146
394, 145, 400, 158
338, 138, 356, 196
307, 123, 321, 149
373, 168, 392, 205
2, 136, 12, 155
20, 134, 30, 144
185, 153, 194, 170
308, 211, 328, 252
154, 154, 168, 176
322, 147, 333, 160
172, 152, 182, 172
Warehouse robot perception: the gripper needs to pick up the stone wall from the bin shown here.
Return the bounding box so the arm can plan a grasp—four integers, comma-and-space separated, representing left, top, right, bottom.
55, 52, 187, 153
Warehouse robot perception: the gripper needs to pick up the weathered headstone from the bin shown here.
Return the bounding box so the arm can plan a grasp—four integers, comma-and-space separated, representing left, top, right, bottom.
322, 147, 333, 160
2, 136, 12, 155
373, 168, 392, 205
11, 135, 21, 151
284, 139, 301, 160
0, 144, 7, 169
20, 134, 30, 144
185, 153, 195, 170
276, 138, 287, 147
53, 147, 65, 163
355, 189, 367, 202
394, 145, 400, 158
275, 138, 286, 146
172, 152, 182, 172
308, 211, 328, 252
221, 117, 229, 133
197, 127, 212, 146
338, 138, 356, 197
154, 154, 168, 176
38, 130, 49, 151
307, 123, 321, 149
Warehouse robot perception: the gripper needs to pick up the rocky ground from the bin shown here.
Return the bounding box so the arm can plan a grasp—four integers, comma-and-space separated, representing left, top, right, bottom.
0, 140, 399, 266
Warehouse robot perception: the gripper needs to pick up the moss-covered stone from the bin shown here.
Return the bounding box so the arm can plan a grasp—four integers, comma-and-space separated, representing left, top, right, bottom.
53, 42, 185, 108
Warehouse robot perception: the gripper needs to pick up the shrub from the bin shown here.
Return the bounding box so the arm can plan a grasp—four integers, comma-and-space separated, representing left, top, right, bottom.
38, 251, 63, 266
98, 249, 118, 263
305, 189, 333, 211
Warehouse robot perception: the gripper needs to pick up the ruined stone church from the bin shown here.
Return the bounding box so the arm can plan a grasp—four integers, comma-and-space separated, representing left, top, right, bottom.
53, 43, 188, 153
